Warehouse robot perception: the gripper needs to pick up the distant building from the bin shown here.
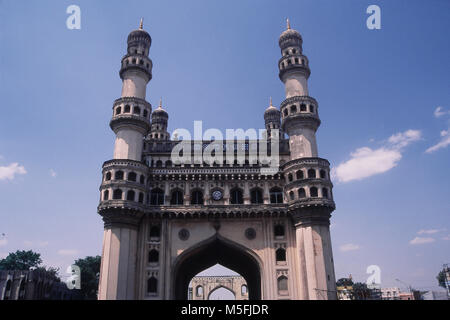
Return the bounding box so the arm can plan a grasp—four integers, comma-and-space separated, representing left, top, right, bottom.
188, 276, 248, 300
0, 270, 79, 300
337, 286, 353, 300
381, 287, 401, 300
422, 291, 449, 300
399, 292, 415, 300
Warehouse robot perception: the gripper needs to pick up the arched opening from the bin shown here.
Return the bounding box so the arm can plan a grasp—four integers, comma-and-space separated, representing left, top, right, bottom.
18, 280, 26, 300
114, 170, 124, 180
230, 188, 243, 204
149, 225, 160, 239
296, 170, 304, 179
320, 169, 327, 179
310, 187, 318, 198
322, 188, 329, 199
209, 286, 236, 300
196, 285, 203, 297
250, 188, 263, 204
277, 276, 288, 294
191, 190, 204, 205
147, 277, 157, 294
150, 188, 164, 205
4, 280, 11, 300
275, 248, 286, 262
307, 169, 316, 178
127, 172, 137, 182
148, 249, 159, 263
289, 191, 294, 200
173, 235, 262, 300
126, 190, 135, 201
105, 172, 111, 181
113, 189, 122, 200
170, 189, 184, 205
103, 190, 109, 201
298, 188, 306, 199
241, 284, 248, 296
274, 224, 285, 237
269, 187, 283, 204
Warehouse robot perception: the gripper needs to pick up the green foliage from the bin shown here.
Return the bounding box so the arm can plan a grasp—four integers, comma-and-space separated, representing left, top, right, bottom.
437, 270, 447, 289
74, 255, 101, 300
352, 282, 371, 300
0, 250, 42, 271
336, 277, 353, 287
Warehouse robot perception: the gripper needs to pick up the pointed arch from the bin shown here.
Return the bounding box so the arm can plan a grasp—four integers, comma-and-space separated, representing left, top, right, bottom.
172, 234, 263, 300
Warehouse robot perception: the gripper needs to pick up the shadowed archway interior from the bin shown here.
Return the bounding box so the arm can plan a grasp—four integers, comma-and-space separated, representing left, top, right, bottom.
173, 235, 262, 300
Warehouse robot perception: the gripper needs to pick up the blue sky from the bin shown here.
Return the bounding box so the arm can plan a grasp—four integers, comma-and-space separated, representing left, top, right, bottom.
0, 0, 449, 293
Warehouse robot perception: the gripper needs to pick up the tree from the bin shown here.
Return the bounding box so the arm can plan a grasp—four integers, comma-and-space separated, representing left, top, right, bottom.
74, 255, 101, 300
352, 282, 372, 300
336, 277, 353, 287
0, 250, 42, 270
437, 270, 447, 289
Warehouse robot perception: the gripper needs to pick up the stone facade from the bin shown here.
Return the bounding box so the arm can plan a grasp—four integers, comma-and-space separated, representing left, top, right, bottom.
97, 20, 337, 300
0, 270, 78, 300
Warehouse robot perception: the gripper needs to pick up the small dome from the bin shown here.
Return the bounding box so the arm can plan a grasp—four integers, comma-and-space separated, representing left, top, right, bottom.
264, 98, 280, 115
127, 19, 151, 45
278, 19, 302, 48
152, 99, 168, 118
128, 28, 151, 43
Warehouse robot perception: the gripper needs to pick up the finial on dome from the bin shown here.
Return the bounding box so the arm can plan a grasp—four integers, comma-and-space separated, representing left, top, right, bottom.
159, 97, 162, 109
139, 18, 143, 30
270, 96, 273, 107
286, 18, 291, 30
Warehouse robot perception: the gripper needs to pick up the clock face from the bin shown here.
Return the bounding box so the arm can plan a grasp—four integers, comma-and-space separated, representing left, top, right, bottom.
212, 190, 223, 201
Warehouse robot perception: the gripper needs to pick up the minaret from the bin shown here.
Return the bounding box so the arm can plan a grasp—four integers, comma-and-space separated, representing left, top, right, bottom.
278, 20, 337, 300
97, 20, 152, 300
264, 97, 281, 139
111, 18, 152, 160
149, 98, 169, 140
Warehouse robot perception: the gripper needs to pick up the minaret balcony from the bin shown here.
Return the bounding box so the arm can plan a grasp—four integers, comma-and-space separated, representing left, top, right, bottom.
287, 195, 336, 213
98, 199, 147, 215
113, 97, 151, 119
278, 54, 310, 80
110, 114, 150, 134
280, 96, 321, 131
119, 54, 153, 81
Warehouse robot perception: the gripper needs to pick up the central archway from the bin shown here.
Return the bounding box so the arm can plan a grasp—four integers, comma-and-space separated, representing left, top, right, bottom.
208, 286, 236, 300
172, 234, 262, 300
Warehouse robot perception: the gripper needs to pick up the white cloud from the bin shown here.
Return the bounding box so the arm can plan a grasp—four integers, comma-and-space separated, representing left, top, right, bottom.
339, 243, 360, 252
332, 130, 421, 183
409, 237, 435, 245
57, 249, 79, 256
425, 128, 450, 153
442, 235, 450, 241
49, 169, 57, 177
0, 162, 27, 181
24, 240, 49, 248
387, 129, 422, 148
434, 106, 449, 118
417, 228, 444, 235
332, 147, 401, 183
0, 239, 7, 247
